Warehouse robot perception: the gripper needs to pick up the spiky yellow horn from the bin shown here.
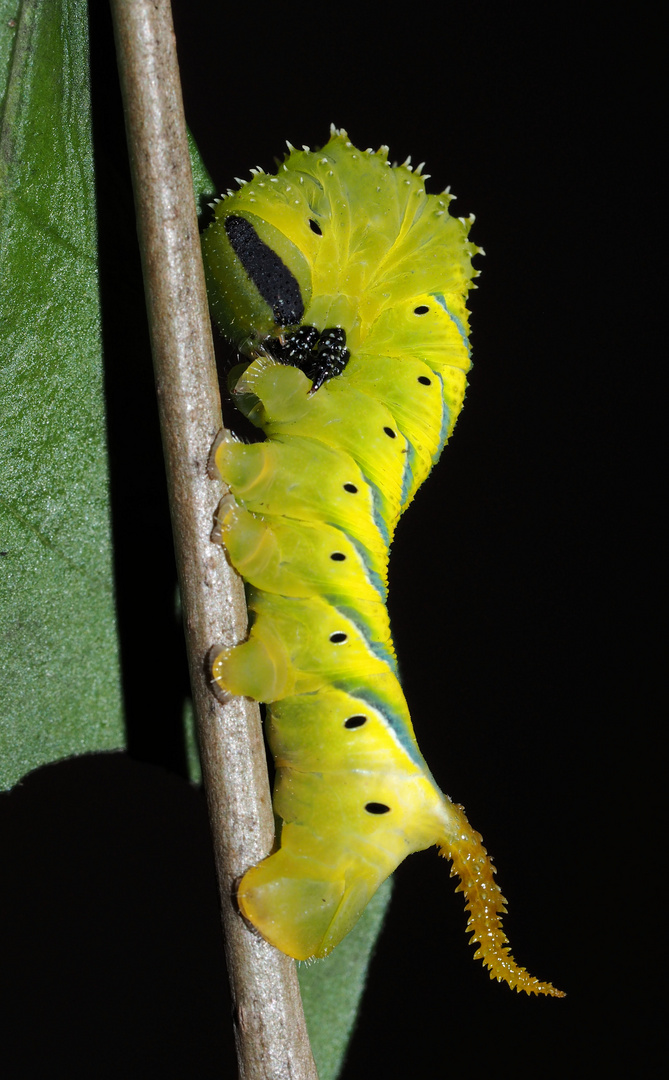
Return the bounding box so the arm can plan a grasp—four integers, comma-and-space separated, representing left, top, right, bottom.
439, 803, 565, 997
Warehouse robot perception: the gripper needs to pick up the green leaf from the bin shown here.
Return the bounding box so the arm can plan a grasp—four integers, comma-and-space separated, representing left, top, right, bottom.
0, 2, 21, 115
0, 5, 391, 1073
298, 879, 393, 1080
187, 126, 217, 222
0, 0, 124, 790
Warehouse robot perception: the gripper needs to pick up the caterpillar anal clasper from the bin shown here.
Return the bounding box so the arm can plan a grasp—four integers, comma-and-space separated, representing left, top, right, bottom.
203, 128, 563, 996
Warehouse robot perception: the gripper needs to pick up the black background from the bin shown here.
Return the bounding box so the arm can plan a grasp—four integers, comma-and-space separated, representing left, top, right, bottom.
2, 2, 661, 1076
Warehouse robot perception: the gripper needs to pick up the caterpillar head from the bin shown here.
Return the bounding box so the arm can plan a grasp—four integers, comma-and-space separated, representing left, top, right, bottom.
201, 127, 480, 360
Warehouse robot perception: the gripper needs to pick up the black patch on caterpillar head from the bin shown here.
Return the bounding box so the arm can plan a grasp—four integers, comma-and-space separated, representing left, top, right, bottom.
273, 325, 350, 391
365, 802, 391, 814
224, 215, 304, 326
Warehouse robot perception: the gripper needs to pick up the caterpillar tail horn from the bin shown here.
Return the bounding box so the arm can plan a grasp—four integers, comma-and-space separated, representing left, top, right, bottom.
439, 802, 565, 997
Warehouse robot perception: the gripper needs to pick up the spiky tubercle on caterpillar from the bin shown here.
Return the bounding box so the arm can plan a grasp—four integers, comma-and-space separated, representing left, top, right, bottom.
201, 127, 563, 996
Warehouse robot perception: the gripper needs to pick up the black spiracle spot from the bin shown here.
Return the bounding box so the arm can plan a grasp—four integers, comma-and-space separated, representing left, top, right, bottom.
418, 375, 432, 385
383, 426, 397, 438
344, 715, 367, 729
343, 483, 358, 493
330, 552, 346, 561
414, 305, 430, 315
329, 632, 348, 644
308, 219, 322, 235
365, 802, 391, 814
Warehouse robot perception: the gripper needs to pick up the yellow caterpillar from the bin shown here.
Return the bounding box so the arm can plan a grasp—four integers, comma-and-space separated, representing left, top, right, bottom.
202, 127, 563, 995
